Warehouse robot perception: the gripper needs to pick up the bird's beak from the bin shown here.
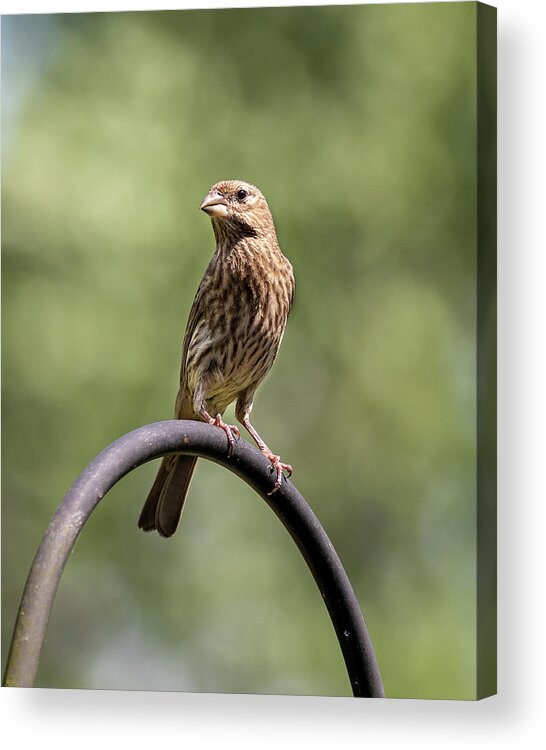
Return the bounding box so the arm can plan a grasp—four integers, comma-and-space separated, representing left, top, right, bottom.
200, 190, 228, 218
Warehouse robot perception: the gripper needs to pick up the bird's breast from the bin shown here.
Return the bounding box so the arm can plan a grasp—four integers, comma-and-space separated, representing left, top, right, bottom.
183, 240, 294, 412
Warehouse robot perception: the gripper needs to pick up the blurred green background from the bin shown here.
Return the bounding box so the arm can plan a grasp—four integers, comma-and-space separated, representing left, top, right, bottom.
2, 3, 478, 698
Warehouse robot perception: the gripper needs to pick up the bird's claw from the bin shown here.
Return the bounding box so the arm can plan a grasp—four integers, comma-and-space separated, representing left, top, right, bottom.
212, 414, 240, 456
266, 453, 293, 495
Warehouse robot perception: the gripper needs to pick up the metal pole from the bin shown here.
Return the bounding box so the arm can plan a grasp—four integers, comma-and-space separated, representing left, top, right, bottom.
3, 420, 384, 697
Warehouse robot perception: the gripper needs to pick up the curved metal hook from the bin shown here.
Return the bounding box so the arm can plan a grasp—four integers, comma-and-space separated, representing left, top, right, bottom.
3, 420, 384, 697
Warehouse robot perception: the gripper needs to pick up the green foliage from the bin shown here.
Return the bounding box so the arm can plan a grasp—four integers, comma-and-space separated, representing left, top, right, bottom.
2, 3, 477, 697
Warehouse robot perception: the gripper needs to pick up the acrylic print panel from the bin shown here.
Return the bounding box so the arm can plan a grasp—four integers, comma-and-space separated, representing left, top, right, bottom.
1, 2, 496, 699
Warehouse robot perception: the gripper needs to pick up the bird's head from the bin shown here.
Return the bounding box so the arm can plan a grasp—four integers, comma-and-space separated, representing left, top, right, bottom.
200, 180, 274, 240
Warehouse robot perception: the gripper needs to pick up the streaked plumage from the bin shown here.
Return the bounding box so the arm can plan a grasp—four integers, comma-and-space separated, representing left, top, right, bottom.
138, 180, 295, 537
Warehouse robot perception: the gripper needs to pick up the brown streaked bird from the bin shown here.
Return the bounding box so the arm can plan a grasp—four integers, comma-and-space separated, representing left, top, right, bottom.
138, 180, 295, 538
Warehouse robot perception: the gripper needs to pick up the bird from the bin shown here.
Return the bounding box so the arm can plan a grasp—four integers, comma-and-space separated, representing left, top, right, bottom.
138, 180, 295, 537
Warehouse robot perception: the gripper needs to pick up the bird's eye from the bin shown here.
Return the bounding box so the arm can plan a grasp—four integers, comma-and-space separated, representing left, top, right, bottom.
236, 189, 248, 201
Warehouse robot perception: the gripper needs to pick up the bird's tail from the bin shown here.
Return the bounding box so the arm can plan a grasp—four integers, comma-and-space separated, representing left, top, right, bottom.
138, 454, 197, 538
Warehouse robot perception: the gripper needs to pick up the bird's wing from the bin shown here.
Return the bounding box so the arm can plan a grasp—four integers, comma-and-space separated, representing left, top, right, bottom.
179, 264, 213, 386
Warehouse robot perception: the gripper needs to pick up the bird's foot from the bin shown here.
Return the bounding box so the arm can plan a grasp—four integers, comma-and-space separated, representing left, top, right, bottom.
264, 452, 293, 495
210, 414, 240, 456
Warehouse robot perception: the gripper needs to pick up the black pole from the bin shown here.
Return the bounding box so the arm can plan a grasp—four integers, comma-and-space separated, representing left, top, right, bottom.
3, 420, 384, 697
